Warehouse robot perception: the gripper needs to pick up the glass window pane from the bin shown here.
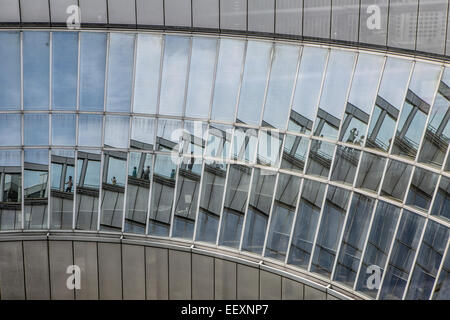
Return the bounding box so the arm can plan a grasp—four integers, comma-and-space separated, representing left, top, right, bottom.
334, 193, 375, 287
231, 127, 258, 164
218, 164, 252, 248
205, 124, 232, 160
432, 248, 450, 300
133, 34, 162, 114
185, 37, 217, 118
196, 161, 227, 243
236, 40, 272, 125
159, 35, 190, 116
0, 31, 20, 110
431, 176, 450, 222
387, 0, 418, 51
380, 159, 413, 202
330, 146, 361, 186
306, 139, 335, 179
0, 150, 22, 230
106, 33, 135, 112
289, 47, 328, 135
355, 152, 386, 193
131, 116, 155, 150
52, 32, 78, 110
379, 210, 425, 300
265, 173, 301, 260
52, 114, 76, 146
280, 134, 309, 174
0, 114, 21, 146
104, 115, 130, 149
80, 32, 107, 111
23, 31, 50, 110
405, 168, 439, 212
263, 44, 300, 129
211, 39, 245, 122
78, 114, 103, 147
156, 118, 182, 152
311, 186, 351, 278
257, 130, 283, 168
24, 114, 49, 146
241, 168, 277, 255
355, 201, 401, 298
181, 121, 207, 157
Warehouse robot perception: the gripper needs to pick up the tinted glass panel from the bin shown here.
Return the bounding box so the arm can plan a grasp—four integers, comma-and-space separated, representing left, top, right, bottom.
0, 31, 20, 110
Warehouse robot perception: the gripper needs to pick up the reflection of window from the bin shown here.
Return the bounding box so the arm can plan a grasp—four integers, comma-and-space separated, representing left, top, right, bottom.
24, 170, 48, 199
366, 98, 398, 152
1, 173, 21, 203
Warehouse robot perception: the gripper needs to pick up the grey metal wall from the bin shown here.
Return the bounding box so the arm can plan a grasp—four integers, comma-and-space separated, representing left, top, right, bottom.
0, 237, 347, 300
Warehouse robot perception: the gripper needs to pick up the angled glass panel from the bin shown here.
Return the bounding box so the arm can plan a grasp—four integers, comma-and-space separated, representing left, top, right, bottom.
379, 210, 425, 300
185, 37, 217, 118
288, 179, 326, 269
257, 130, 283, 168
80, 32, 107, 111
133, 34, 162, 114
23, 31, 49, 110
262, 44, 300, 129
211, 38, 245, 122
265, 173, 301, 260
124, 152, 152, 234
0, 150, 22, 230
289, 47, 328, 135
355, 201, 401, 298
0, 114, 21, 146
196, 161, 227, 243
314, 50, 356, 140
405, 168, 439, 212
406, 221, 449, 300
78, 114, 103, 147
236, 40, 272, 125
241, 168, 277, 254
148, 154, 177, 237
172, 157, 203, 239
305, 139, 335, 179
104, 115, 130, 149
218, 164, 252, 248
392, 63, 442, 160
106, 33, 135, 113
334, 193, 375, 287
431, 176, 450, 222
311, 186, 351, 277
181, 121, 207, 157
51, 114, 76, 146
24, 114, 49, 146
50, 149, 75, 229
52, 32, 78, 110
156, 118, 182, 152
418, 68, 450, 169
380, 159, 413, 202
341, 54, 384, 146
231, 127, 258, 164
280, 134, 309, 174
205, 124, 232, 160
24, 149, 48, 230
131, 116, 155, 150
366, 57, 413, 152
75, 150, 101, 230
100, 150, 127, 232
330, 146, 361, 186
355, 151, 386, 194
159, 35, 190, 116
432, 248, 450, 300
0, 31, 20, 110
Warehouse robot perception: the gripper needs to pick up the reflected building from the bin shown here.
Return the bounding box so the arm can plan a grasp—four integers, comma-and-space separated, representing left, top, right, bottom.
0, 0, 449, 301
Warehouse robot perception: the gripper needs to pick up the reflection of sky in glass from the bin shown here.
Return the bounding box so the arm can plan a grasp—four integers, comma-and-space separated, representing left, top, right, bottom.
106, 157, 127, 186
237, 40, 272, 125
24, 114, 49, 146
0, 150, 21, 167
85, 160, 100, 189
154, 154, 176, 178
263, 44, 300, 129
131, 117, 155, 145
319, 50, 356, 120
348, 53, 384, 114
52, 114, 76, 146
23, 32, 49, 110
211, 39, 245, 121
106, 33, 135, 112
428, 93, 449, 139
0, 114, 21, 146
408, 62, 441, 105
104, 116, 130, 148
52, 32, 78, 110
133, 34, 162, 114
185, 37, 217, 118
51, 163, 62, 189
24, 149, 48, 165
78, 114, 103, 147
159, 36, 190, 116
378, 57, 413, 109
80, 32, 107, 111
0, 32, 20, 110
292, 46, 328, 121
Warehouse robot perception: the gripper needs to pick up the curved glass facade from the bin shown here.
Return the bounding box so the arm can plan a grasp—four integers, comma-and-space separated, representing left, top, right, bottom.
0, 30, 449, 300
